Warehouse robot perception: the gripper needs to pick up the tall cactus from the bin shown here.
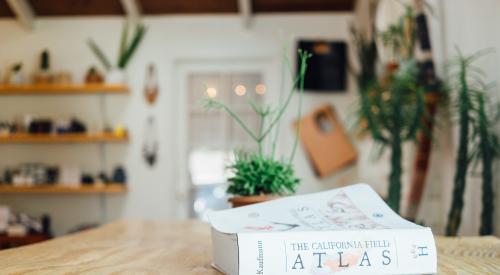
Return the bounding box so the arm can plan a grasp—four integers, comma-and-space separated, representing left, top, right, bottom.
445, 53, 471, 236
358, 60, 424, 213
446, 49, 499, 236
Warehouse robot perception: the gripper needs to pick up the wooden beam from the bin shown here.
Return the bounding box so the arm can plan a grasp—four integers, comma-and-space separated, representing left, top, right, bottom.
6, 0, 35, 30
120, 0, 141, 21
237, 0, 252, 29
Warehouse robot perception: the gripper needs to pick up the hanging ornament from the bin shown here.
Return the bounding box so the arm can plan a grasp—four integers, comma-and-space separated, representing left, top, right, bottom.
142, 116, 159, 167
144, 64, 159, 105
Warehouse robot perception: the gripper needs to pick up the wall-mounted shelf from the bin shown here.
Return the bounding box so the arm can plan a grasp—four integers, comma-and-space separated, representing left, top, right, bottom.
0, 84, 129, 95
0, 133, 129, 144
0, 184, 127, 194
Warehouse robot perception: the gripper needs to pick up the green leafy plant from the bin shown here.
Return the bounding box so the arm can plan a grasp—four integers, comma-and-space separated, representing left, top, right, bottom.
446, 49, 500, 236
227, 152, 300, 196
87, 22, 147, 71
204, 49, 311, 196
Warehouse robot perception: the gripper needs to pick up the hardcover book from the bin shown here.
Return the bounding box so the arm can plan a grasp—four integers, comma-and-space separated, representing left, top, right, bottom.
208, 184, 437, 275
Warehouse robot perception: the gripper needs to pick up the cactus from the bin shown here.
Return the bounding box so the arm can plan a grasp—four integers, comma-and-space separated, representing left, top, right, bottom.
40, 50, 50, 71
445, 49, 499, 236
358, 60, 424, 213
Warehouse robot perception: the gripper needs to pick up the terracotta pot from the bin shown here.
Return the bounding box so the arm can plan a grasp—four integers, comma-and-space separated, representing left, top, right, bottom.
228, 195, 279, 208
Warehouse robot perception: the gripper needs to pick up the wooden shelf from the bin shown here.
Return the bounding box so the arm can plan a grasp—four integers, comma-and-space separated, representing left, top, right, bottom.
0, 84, 129, 95
0, 133, 128, 144
0, 184, 127, 194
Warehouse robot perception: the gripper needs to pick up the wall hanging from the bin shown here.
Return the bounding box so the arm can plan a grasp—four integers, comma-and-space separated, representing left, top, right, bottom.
144, 63, 158, 105
297, 40, 346, 92
297, 105, 357, 178
142, 116, 158, 167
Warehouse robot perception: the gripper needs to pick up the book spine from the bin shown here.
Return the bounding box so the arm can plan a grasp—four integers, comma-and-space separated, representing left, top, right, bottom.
237, 228, 436, 275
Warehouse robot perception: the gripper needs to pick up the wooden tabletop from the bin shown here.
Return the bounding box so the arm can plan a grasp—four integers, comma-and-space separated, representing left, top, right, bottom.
0, 220, 498, 274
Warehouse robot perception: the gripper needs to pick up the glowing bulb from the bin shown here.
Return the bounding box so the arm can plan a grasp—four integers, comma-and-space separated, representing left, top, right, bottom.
206, 87, 217, 98
234, 85, 246, 96
255, 84, 266, 95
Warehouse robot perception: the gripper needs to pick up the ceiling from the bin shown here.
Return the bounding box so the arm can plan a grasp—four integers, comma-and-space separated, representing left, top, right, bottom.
0, 0, 355, 17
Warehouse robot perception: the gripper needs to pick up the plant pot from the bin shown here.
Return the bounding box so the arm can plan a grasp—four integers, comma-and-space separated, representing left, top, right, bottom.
228, 195, 279, 208
7, 71, 24, 85
106, 69, 126, 84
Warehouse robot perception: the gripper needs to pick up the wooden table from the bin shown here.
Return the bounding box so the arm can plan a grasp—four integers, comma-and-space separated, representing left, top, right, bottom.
0, 220, 498, 274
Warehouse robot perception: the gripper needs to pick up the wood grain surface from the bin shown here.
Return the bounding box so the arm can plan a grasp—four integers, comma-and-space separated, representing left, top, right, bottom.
0, 220, 497, 274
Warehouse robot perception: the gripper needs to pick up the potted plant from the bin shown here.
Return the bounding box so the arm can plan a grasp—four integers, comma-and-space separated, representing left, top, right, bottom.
87, 22, 147, 84
205, 49, 311, 207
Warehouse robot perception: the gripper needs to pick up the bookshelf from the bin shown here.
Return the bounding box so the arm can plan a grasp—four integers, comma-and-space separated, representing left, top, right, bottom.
0, 133, 128, 144
0, 83, 130, 224
0, 84, 129, 95
0, 184, 126, 194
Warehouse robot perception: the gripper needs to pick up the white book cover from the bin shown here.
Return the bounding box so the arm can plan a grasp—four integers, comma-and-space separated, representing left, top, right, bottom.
208, 183, 437, 275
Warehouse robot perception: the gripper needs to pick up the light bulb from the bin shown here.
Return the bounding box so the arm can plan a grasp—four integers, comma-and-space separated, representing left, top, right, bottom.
255, 84, 266, 95
206, 87, 217, 98
234, 85, 246, 96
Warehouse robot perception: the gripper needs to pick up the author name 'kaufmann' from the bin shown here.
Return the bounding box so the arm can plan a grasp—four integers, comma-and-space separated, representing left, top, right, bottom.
256, 240, 264, 274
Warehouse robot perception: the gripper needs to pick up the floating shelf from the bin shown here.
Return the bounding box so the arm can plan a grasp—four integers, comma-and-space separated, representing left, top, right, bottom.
0, 133, 128, 144
0, 184, 127, 194
0, 84, 129, 95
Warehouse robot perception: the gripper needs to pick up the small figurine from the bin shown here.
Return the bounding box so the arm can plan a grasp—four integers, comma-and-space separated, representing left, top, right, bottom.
85, 66, 104, 84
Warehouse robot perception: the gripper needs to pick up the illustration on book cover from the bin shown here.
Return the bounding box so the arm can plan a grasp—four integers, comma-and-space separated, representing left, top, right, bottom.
244, 191, 387, 232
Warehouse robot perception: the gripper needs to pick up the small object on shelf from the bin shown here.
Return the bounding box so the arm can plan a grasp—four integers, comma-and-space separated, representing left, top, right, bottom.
33, 49, 53, 84
97, 172, 110, 184
85, 66, 104, 84
54, 71, 72, 84
28, 119, 53, 134
5, 63, 24, 85
113, 125, 127, 138
144, 64, 159, 105
81, 174, 95, 185
112, 166, 126, 184
68, 118, 87, 133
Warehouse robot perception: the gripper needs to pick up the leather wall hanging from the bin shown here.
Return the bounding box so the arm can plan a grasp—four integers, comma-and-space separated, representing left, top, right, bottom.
297, 105, 357, 178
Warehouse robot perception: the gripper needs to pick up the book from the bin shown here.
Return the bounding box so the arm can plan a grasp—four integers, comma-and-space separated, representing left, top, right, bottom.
208, 183, 437, 275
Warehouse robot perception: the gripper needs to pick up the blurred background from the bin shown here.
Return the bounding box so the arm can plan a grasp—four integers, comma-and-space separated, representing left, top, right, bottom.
0, 0, 499, 249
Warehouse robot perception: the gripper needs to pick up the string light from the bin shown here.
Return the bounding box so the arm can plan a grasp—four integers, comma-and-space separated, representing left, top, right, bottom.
234, 85, 246, 96
255, 84, 266, 95
206, 87, 217, 98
